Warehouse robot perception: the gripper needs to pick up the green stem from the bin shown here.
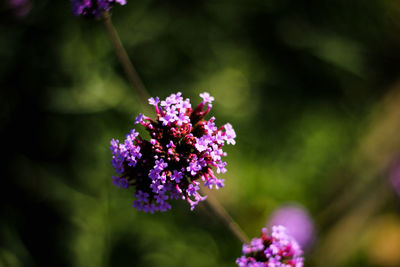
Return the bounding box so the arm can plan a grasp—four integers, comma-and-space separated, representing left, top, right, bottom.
102, 11, 150, 106
201, 187, 250, 243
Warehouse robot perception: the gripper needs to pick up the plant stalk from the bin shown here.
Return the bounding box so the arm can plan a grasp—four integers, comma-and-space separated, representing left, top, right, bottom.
201, 187, 250, 244
102, 11, 150, 105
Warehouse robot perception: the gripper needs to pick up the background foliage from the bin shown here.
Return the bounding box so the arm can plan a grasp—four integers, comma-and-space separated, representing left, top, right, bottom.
2, 0, 400, 266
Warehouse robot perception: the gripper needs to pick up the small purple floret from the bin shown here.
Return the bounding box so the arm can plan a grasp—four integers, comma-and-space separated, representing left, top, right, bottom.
200, 92, 214, 104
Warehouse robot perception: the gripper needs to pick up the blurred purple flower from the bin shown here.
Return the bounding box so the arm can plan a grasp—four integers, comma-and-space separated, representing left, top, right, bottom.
390, 160, 400, 197
8, 0, 31, 18
267, 204, 315, 250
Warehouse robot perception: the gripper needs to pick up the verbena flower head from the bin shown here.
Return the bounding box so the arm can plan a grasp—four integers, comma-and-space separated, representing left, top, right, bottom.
71, 0, 126, 18
110, 92, 236, 213
236, 226, 304, 267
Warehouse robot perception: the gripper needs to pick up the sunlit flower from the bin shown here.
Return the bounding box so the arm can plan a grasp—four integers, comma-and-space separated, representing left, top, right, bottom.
71, 0, 126, 18
110, 92, 236, 212
236, 226, 304, 267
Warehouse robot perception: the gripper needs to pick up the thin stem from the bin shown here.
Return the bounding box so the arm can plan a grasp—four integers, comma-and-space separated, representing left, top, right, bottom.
102, 11, 150, 105
101, 11, 249, 245
201, 187, 250, 244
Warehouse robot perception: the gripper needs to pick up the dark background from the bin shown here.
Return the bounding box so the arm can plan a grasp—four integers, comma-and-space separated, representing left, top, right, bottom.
2, 0, 400, 266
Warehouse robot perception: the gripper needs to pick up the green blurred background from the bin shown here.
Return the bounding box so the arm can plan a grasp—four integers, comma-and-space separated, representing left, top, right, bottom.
2, 0, 400, 266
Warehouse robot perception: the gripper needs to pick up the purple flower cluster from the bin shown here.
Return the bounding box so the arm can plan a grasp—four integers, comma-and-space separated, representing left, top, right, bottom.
236, 226, 304, 267
71, 0, 126, 17
110, 92, 236, 212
